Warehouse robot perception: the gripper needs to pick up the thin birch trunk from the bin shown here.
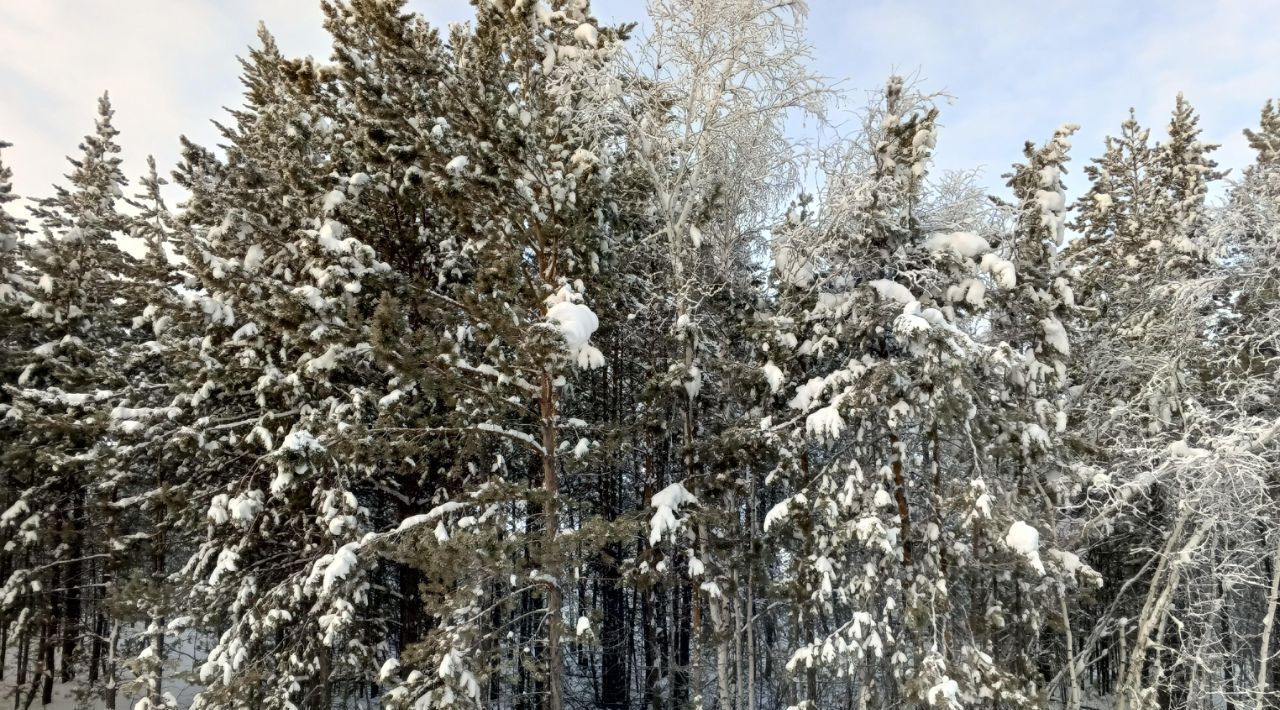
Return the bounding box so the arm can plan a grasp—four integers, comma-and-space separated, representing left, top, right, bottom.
746, 491, 757, 710
1062, 591, 1081, 710
732, 567, 744, 710
1254, 531, 1280, 710
1115, 509, 1196, 710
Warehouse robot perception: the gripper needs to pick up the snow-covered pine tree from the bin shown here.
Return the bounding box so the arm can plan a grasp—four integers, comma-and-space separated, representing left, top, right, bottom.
106, 156, 197, 710
144, 26, 403, 708
0, 138, 35, 466
1069, 110, 1158, 252
343, 3, 623, 708
1221, 101, 1280, 710
1063, 104, 1213, 444
0, 139, 43, 705
754, 77, 1084, 709
1244, 98, 1280, 168
1062, 98, 1230, 708
1122, 98, 1280, 710
0, 92, 159, 707
995, 124, 1078, 393
309, 0, 462, 689
1150, 93, 1225, 263
0, 140, 32, 347
989, 124, 1109, 709
0, 138, 28, 465
759, 76, 951, 709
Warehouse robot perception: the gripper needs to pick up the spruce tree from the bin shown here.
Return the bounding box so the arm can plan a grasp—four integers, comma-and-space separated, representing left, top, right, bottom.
0, 138, 35, 437
1151, 93, 1224, 259
1061, 99, 1227, 707
0, 140, 30, 314
0, 92, 148, 707
1244, 98, 1280, 167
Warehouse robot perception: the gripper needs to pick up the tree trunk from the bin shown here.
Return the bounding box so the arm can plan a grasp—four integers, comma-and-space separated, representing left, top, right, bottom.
746, 542, 757, 710
88, 611, 102, 685
601, 540, 628, 709
690, 543, 702, 709
104, 620, 118, 709
540, 372, 564, 710
643, 458, 663, 710
150, 491, 169, 709
17, 629, 29, 690
488, 580, 504, 706
712, 562, 732, 710
889, 433, 912, 565
644, 584, 662, 710
1061, 591, 1081, 710
732, 567, 744, 710
1116, 510, 1195, 710
675, 577, 691, 708
1255, 531, 1280, 710
40, 618, 54, 707
62, 501, 84, 684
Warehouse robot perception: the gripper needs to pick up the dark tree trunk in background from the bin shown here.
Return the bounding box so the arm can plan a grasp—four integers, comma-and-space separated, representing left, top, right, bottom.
600, 539, 628, 709
61, 498, 84, 684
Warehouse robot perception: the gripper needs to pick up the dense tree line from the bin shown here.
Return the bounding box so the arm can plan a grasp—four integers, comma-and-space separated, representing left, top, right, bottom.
2, 1, 1280, 708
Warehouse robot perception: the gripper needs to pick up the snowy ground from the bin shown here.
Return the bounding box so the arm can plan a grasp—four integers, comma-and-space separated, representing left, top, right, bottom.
1, 629, 205, 709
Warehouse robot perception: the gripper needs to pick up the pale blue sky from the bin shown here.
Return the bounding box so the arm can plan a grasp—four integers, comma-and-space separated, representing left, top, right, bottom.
3, 0, 1278, 208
